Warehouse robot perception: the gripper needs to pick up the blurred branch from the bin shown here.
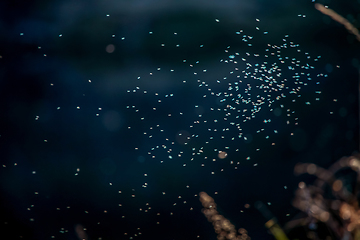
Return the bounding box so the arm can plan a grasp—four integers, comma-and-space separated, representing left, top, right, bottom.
288, 155, 360, 240
75, 224, 88, 240
315, 3, 360, 42
199, 192, 250, 240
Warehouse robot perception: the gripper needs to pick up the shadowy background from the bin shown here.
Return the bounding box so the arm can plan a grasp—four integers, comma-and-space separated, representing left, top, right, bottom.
0, 0, 360, 239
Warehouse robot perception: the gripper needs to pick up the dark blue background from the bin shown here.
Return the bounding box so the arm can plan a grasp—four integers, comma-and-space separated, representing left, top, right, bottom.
0, 0, 360, 239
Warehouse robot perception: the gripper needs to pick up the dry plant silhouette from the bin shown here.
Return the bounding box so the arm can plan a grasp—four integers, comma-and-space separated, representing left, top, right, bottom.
199, 191, 291, 240
287, 155, 360, 240
199, 191, 251, 240
200, 155, 360, 240
315, 3, 360, 42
